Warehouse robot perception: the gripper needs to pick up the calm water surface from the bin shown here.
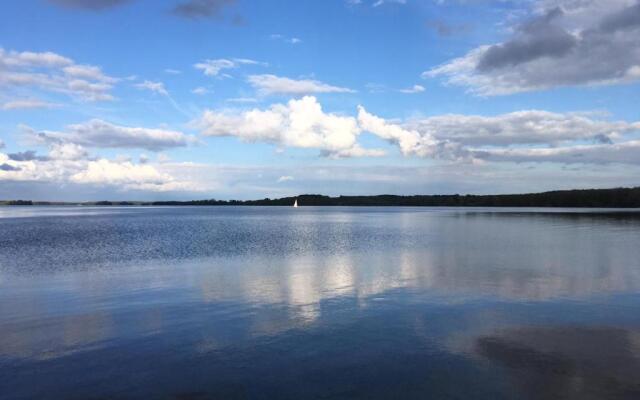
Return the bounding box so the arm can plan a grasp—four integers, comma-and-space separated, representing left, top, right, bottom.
1, 206, 640, 399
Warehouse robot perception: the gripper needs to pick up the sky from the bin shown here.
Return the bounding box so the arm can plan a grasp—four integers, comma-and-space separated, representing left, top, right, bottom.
0, 0, 639, 201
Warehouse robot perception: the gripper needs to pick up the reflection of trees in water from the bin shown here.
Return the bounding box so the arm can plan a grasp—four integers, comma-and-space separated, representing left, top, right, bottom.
475, 327, 640, 400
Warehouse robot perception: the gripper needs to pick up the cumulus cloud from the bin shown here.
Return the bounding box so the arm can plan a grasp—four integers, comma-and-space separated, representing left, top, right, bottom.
27, 119, 196, 151
47, 0, 132, 10
48, 143, 89, 160
0, 151, 79, 183
0, 150, 200, 193
194, 58, 262, 77
193, 96, 462, 159
0, 130, 138, 190
71, 159, 172, 186
247, 74, 355, 96
406, 111, 640, 146
0, 47, 117, 101
172, 0, 236, 19
193, 96, 640, 165
425, 0, 640, 95
195, 96, 382, 157
357, 106, 468, 160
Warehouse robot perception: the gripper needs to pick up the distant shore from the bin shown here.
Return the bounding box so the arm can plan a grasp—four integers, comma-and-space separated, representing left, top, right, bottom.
2, 187, 640, 208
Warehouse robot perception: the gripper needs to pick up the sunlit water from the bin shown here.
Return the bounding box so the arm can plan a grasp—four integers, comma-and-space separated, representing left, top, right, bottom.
1, 206, 640, 399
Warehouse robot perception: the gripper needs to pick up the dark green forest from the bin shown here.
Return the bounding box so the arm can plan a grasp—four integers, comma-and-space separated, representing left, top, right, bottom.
4, 187, 640, 208
152, 187, 640, 208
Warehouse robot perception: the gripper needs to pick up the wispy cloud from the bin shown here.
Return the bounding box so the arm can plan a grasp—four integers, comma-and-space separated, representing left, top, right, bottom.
270, 34, 302, 45
0, 47, 117, 101
134, 80, 169, 96
194, 58, 264, 77
1, 99, 62, 110
226, 97, 258, 103
373, 0, 406, 7
398, 84, 425, 94
247, 74, 355, 96
27, 119, 196, 151
191, 87, 209, 95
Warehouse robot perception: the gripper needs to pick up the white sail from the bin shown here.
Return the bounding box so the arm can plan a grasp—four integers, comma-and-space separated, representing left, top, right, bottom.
293, 199, 298, 208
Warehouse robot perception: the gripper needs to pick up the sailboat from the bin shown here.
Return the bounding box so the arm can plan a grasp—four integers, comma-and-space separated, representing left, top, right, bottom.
293, 199, 298, 208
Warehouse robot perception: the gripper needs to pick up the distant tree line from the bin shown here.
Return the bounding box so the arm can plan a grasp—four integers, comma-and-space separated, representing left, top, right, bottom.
3, 187, 640, 208
150, 187, 640, 208
0, 200, 33, 206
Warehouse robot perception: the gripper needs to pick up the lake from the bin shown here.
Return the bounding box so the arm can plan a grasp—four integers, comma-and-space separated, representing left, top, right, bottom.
1, 206, 640, 399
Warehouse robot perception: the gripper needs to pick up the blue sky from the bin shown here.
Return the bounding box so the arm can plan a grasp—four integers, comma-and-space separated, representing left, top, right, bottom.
1, 0, 639, 200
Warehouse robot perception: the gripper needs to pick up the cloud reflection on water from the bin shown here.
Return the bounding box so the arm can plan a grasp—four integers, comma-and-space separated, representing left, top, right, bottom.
1, 208, 640, 399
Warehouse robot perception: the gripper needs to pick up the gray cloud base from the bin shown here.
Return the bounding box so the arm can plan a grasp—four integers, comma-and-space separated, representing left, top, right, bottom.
427, 0, 640, 95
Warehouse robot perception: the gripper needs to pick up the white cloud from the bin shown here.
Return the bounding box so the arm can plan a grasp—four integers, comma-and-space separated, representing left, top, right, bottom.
48, 142, 88, 160
0, 150, 203, 193
164, 68, 181, 74
247, 74, 355, 96
194, 96, 640, 164
362, 107, 640, 164
0, 47, 117, 101
0, 49, 72, 68
399, 84, 425, 94
194, 58, 263, 77
28, 119, 196, 151
195, 96, 382, 157
134, 80, 168, 96
71, 159, 173, 187
357, 106, 466, 160
63, 64, 116, 83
